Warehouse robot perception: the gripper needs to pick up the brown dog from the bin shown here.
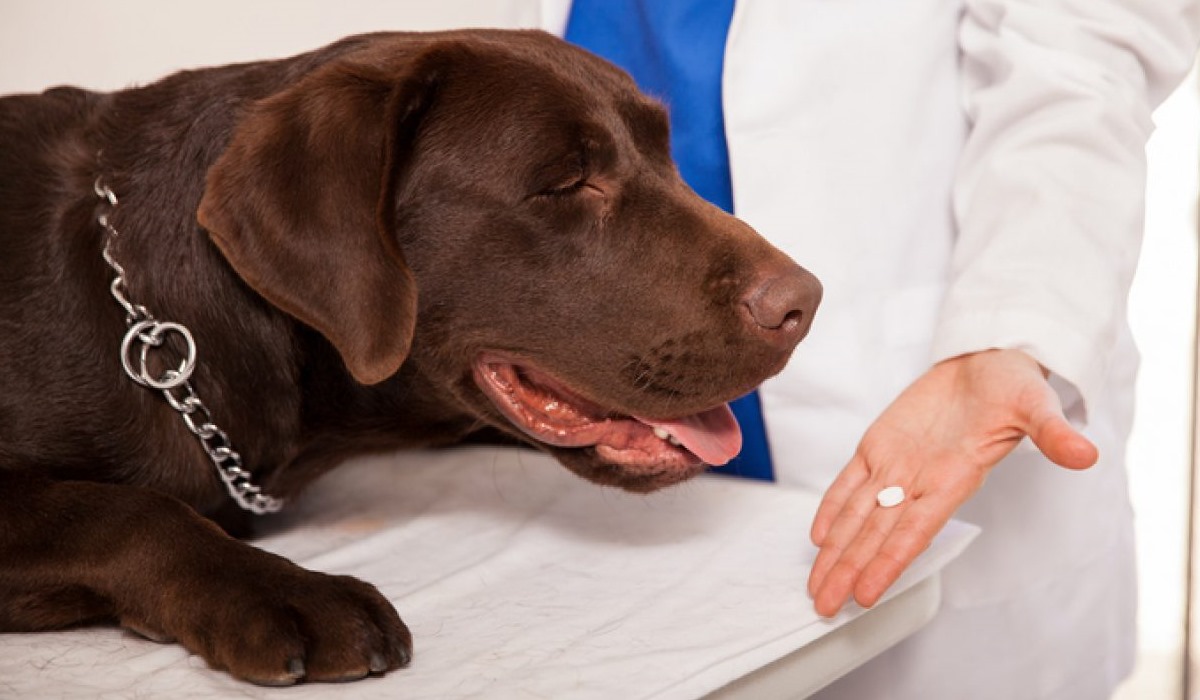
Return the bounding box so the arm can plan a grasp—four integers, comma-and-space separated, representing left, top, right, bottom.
0, 30, 820, 685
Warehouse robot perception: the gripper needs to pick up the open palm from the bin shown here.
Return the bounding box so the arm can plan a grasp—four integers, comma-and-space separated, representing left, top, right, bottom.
805, 349, 1099, 616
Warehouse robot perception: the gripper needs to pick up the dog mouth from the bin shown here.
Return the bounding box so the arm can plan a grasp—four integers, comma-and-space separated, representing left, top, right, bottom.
471, 353, 743, 475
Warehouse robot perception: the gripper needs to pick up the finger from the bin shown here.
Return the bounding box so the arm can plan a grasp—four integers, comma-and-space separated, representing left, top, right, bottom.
809, 494, 907, 616
807, 482, 888, 598
1026, 407, 1098, 470
850, 496, 952, 609
810, 456, 871, 547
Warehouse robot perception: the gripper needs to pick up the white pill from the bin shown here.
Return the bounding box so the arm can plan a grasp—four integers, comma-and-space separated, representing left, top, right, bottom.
876, 485, 905, 508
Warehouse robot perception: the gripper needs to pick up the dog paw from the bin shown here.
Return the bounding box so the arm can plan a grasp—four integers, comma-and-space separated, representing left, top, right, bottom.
161, 564, 412, 685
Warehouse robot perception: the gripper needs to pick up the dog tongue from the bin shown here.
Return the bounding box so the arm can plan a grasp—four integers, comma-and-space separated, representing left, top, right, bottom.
636, 404, 743, 466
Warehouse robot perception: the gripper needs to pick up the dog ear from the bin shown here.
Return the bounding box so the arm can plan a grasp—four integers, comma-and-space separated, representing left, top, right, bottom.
198, 48, 441, 385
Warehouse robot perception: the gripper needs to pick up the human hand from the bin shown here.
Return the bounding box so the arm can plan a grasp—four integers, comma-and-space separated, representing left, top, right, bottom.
805, 348, 1098, 617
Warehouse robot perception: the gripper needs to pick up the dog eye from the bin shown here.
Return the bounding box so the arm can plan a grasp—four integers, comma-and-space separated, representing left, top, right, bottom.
531, 149, 597, 199
539, 177, 589, 197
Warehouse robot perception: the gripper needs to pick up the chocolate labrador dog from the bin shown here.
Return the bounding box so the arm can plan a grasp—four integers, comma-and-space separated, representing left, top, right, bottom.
0, 30, 820, 685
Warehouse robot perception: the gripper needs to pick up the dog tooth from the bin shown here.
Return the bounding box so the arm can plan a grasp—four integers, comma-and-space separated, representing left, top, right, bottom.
668, 435, 682, 447
653, 427, 670, 440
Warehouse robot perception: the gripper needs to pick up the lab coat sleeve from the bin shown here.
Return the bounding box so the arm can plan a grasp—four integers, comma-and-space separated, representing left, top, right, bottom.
931, 0, 1200, 417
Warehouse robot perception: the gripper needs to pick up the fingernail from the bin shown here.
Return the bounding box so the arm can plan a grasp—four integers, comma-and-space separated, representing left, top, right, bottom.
287, 658, 305, 679
369, 652, 387, 673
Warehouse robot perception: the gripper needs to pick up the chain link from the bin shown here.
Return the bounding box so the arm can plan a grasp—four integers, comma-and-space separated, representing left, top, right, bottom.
94, 178, 284, 515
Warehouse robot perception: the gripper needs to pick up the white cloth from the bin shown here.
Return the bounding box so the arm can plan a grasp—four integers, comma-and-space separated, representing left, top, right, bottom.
518, 0, 1200, 696
0, 448, 977, 699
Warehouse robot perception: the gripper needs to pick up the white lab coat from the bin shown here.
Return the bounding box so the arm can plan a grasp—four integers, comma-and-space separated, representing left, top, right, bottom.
489, 0, 1200, 697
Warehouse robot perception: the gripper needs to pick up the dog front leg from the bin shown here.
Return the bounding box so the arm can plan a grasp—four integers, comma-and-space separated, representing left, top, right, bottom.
0, 470, 412, 685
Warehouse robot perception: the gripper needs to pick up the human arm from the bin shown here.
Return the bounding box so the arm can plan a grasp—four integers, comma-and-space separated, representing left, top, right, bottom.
806, 0, 1200, 616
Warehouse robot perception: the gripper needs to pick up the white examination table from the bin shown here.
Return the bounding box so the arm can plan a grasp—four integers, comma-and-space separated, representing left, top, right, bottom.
0, 447, 976, 699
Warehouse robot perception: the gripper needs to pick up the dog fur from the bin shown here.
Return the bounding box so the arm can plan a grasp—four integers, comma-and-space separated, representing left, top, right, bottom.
0, 30, 820, 684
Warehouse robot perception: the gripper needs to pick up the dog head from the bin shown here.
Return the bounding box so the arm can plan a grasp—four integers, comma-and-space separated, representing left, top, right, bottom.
199, 30, 821, 492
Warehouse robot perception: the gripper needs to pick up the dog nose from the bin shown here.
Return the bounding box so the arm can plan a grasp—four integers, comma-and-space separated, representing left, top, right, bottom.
742, 267, 822, 345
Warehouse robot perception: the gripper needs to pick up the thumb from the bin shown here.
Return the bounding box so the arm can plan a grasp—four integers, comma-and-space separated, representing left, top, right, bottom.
1026, 404, 1099, 470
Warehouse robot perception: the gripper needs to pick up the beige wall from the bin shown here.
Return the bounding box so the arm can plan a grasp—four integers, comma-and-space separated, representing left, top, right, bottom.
0, 1, 545, 93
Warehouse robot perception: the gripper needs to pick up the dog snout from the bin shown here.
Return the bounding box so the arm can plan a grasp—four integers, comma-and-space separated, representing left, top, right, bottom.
742, 267, 822, 346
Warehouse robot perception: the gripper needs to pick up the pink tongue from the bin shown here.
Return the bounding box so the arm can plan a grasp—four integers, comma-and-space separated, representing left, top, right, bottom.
636, 404, 743, 466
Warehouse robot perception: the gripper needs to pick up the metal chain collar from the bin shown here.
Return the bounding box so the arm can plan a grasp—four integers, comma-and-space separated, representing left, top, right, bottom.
94, 179, 284, 515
